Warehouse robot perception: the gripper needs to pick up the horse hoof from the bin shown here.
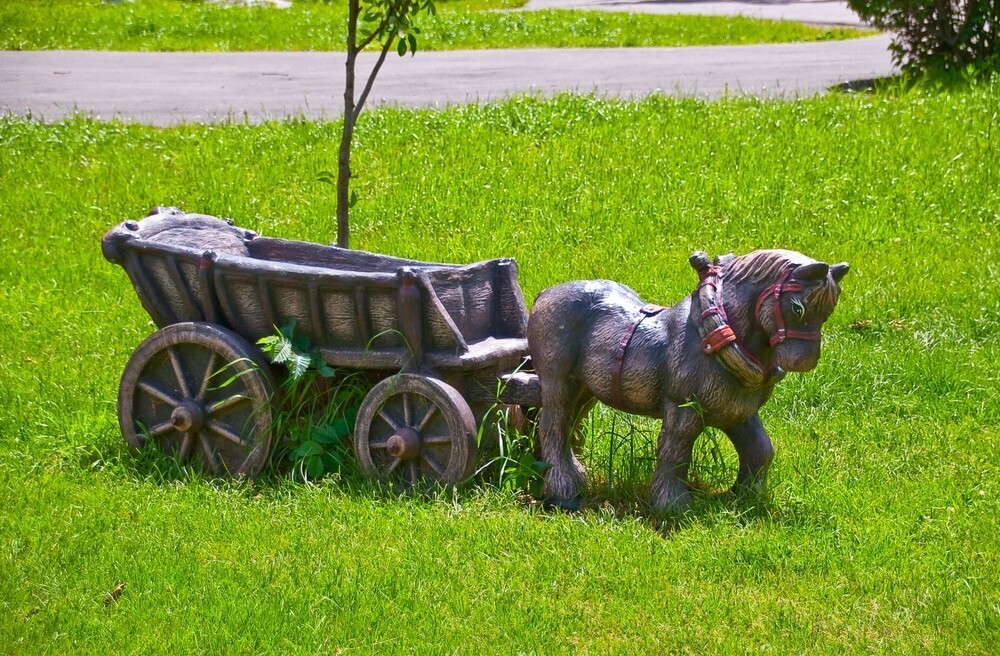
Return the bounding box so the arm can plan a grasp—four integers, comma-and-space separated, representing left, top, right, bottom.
542, 495, 582, 512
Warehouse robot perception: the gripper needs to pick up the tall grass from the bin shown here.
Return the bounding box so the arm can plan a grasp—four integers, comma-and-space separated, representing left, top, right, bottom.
0, 85, 997, 653
0, 0, 871, 51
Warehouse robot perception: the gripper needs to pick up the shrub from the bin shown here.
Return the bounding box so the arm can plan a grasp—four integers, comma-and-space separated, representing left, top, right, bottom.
848, 0, 998, 73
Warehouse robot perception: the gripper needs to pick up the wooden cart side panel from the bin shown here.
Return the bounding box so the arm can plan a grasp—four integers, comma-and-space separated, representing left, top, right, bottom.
493, 259, 529, 338
210, 257, 404, 348
416, 271, 467, 356
422, 259, 529, 343
423, 261, 501, 344
122, 246, 210, 327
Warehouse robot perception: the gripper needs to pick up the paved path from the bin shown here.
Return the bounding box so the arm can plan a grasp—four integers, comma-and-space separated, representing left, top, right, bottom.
1, 35, 893, 125
524, 0, 868, 28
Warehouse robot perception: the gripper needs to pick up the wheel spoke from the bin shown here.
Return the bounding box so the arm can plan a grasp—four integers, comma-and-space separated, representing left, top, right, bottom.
416, 404, 438, 433
408, 461, 419, 482
403, 393, 412, 426
167, 347, 192, 398
378, 410, 400, 431
148, 419, 176, 438
421, 452, 445, 477
369, 440, 389, 450
137, 379, 183, 406
208, 394, 250, 415
385, 456, 401, 474
198, 433, 221, 474
206, 420, 247, 447
421, 434, 452, 445
179, 432, 195, 462
196, 351, 219, 401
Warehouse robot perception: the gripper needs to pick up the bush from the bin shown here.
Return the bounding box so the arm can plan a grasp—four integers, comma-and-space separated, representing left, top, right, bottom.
849, 0, 998, 73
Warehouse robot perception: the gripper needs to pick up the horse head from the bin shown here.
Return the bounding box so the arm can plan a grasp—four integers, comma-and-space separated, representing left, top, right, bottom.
693, 249, 849, 379
732, 251, 850, 373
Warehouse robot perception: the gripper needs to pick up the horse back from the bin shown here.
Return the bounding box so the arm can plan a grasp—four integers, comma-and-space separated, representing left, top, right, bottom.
528, 280, 673, 414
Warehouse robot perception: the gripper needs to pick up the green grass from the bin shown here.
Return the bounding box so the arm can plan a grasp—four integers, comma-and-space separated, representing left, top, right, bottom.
0, 0, 872, 51
1, 84, 998, 653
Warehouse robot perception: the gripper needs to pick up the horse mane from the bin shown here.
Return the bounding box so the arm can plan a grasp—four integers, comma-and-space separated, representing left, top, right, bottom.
723, 249, 840, 314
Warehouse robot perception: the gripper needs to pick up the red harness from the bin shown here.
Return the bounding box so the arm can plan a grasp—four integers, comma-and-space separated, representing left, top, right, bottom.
753, 266, 821, 347
611, 265, 821, 404
610, 304, 667, 408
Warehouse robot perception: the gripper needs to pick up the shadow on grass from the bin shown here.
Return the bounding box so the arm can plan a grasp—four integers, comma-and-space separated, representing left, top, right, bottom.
77, 416, 811, 538
830, 65, 997, 95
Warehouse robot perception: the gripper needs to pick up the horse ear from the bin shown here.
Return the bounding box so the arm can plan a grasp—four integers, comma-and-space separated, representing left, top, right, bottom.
689, 251, 711, 271
792, 262, 829, 281
830, 262, 850, 283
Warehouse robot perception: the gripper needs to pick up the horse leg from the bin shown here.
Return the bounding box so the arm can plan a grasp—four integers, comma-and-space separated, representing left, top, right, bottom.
537, 379, 590, 510
723, 414, 774, 497
650, 404, 703, 514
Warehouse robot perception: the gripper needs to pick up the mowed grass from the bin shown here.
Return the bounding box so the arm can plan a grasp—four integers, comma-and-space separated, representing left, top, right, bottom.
1, 86, 999, 653
0, 0, 871, 51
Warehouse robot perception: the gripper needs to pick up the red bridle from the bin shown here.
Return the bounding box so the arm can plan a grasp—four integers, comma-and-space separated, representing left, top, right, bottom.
753, 266, 822, 348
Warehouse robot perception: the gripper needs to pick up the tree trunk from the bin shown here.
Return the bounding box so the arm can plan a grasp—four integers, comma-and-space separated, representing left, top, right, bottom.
337, 0, 360, 249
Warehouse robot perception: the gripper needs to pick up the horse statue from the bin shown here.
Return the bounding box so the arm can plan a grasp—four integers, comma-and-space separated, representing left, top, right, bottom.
526, 249, 849, 513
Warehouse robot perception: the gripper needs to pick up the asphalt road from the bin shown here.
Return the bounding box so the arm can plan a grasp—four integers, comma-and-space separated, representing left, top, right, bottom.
0, 35, 894, 125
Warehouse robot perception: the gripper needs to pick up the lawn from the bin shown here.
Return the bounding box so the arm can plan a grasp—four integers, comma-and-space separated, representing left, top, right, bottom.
1, 84, 998, 653
0, 0, 871, 51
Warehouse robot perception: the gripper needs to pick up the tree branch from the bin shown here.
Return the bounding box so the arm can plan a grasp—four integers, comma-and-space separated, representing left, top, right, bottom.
357, 16, 391, 52
357, 0, 411, 52
352, 36, 395, 122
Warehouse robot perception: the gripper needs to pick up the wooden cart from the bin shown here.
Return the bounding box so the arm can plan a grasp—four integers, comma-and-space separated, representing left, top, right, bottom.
103, 208, 539, 484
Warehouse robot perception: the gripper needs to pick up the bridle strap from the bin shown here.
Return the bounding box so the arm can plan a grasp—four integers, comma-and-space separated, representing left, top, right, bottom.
755, 266, 821, 347
611, 304, 667, 409
692, 265, 779, 388
705, 273, 767, 371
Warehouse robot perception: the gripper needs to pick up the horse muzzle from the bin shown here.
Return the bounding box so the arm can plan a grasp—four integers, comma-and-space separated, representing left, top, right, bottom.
773, 340, 821, 372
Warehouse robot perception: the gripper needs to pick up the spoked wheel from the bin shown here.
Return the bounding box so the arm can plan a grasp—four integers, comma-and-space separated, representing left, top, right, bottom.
118, 322, 275, 477
354, 374, 478, 486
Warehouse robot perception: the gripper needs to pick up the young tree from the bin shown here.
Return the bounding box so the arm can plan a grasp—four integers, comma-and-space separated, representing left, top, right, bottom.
335, 0, 435, 248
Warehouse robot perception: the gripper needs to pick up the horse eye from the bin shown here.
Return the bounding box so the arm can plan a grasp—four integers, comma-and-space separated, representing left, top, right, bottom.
790, 298, 806, 319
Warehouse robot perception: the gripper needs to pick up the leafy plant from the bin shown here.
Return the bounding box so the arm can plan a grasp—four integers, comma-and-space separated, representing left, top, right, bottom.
847, 0, 998, 73
258, 321, 365, 481
472, 372, 551, 496
474, 406, 550, 497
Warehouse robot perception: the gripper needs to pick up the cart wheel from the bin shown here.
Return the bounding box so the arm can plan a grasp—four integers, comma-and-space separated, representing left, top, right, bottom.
118, 322, 275, 477
354, 374, 478, 486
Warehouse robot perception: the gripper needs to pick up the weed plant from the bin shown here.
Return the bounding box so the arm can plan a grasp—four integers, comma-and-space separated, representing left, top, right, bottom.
256, 321, 368, 481
0, 87, 998, 652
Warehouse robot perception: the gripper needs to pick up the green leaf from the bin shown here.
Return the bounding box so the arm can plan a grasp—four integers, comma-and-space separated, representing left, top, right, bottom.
288, 352, 311, 380
311, 425, 340, 445
349, 189, 359, 208
294, 440, 324, 459
270, 337, 293, 365
306, 455, 325, 479
279, 319, 298, 340
397, 37, 407, 56
316, 170, 335, 185
408, 34, 417, 55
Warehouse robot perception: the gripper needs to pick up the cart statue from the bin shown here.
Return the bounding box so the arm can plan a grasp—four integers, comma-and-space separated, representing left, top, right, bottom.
104, 208, 848, 513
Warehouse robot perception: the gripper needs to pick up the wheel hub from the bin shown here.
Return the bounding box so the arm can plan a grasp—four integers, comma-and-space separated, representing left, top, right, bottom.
386, 427, 421, 461
170, 400, 207, 433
